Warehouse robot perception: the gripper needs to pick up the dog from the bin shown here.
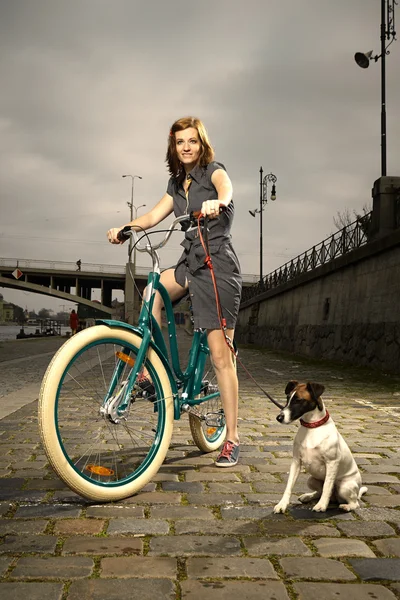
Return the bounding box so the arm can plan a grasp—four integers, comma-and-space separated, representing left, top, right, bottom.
273, 381, 367, 513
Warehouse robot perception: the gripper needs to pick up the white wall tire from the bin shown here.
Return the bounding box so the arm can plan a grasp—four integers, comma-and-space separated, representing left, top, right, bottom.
38, 325, 174, 502
188, 353, 236, 453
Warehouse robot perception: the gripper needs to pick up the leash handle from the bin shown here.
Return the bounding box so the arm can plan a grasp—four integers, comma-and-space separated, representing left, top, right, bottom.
192, 205, 226, 220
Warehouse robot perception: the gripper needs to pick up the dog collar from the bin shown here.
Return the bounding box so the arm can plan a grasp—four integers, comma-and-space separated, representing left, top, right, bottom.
300, 410, 330, 428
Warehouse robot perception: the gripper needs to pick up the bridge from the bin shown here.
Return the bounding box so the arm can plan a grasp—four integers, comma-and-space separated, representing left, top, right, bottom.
0, 257, 259, 320
0, 258, 141, 316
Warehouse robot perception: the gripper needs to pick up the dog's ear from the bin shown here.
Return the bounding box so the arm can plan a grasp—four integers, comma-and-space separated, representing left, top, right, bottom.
285, 381, 298, 395
306, 382, 325, 410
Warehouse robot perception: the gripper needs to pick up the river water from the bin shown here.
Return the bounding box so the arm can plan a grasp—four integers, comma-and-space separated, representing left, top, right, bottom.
0, 324, 70, 341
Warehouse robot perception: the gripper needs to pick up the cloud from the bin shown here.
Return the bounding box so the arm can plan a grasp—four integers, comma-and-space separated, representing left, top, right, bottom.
0, 0, 399, 310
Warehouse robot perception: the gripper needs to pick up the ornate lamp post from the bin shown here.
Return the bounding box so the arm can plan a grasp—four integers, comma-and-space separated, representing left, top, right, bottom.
354, 0, 397, 176
122, 174, 143, 264
249, 168, 277, 283
122, 174, 145, 324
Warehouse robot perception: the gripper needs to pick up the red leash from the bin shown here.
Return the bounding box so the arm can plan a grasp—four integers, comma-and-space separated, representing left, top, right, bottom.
196, 214, 284, 411
197, 217, 228, 334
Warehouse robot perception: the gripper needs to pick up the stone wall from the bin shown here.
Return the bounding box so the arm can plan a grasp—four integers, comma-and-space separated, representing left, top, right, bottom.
236, 194, 400, 374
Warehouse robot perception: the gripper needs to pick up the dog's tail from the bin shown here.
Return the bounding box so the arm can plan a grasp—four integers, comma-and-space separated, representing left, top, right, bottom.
358, 486, 368, 499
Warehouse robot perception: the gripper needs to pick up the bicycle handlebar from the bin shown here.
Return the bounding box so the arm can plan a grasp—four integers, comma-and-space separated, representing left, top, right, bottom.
117, 207, 225, 252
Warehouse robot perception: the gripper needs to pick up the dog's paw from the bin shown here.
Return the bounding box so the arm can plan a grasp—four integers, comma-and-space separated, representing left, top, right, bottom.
298, 492, 319, 504
273, 501, 288, 514
339, 502, 359, 512
312, 501, 328, 512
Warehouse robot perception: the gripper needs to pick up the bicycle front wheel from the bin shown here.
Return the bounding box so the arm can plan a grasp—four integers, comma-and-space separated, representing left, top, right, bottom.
39, 325, 174, 502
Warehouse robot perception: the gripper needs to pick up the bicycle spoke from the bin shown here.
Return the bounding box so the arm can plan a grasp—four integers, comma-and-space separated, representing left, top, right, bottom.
55, 339, 166, 485
96, 344, 108, 390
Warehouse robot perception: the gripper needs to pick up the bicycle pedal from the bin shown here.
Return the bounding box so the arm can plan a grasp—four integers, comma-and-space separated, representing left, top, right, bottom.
206, 384, 218, 394
204, 412, 225, 427
200, 381, 218, 395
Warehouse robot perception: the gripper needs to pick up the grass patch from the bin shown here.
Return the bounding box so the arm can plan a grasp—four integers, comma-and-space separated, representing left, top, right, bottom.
142, 535, 151, 555
61, 581, 72, 600
210, 505, 222, 520
54, 536, 66, 556
177, 556, 187, 581
89, 556, 102, 578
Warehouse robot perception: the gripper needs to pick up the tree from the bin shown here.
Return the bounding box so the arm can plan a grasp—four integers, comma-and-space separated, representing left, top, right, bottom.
11, 304, 25, 324
38, 308, 51, 320
55, 311, 69, 324
333, 203, 372, 230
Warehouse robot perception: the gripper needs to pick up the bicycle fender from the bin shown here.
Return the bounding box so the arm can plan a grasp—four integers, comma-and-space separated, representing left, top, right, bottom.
95, 319, 180, 417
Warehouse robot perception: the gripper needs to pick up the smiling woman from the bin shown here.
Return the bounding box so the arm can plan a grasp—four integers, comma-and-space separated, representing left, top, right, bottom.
107, 116, 243, 467
167, 117, 215, 177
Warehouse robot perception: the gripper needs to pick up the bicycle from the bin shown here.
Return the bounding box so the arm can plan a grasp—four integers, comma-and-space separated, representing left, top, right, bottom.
38, 212, 235, 501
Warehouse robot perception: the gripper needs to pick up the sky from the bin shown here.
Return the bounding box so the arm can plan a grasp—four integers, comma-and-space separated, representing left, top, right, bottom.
0, 0, 399, 312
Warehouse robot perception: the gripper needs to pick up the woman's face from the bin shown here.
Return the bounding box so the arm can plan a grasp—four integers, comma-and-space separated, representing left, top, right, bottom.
175, 127, 201, 170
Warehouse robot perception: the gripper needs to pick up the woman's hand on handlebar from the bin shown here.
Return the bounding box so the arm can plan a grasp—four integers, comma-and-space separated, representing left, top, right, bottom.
201, 199, 222, 219
107, 227, 126, 244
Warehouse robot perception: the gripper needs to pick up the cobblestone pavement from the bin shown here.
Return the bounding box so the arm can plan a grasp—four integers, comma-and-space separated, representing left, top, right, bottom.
1, 332, 400, 599
0, 337, 65, 399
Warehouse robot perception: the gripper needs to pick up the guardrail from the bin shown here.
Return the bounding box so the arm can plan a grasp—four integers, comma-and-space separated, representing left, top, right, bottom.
0, 257, 259, 284
0, 258, 130, 275
241, 212, 373, 303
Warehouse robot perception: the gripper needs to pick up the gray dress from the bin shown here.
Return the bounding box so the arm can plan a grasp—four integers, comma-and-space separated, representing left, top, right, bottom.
166, 161, 242, 330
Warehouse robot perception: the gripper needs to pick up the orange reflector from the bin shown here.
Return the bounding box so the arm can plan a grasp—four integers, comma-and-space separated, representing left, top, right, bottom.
207, 428, 217, 436
86, 465, 115, 476
116, 351, 135, 367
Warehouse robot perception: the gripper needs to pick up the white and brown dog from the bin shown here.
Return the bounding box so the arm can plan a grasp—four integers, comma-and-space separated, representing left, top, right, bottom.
274, 381, 367, 513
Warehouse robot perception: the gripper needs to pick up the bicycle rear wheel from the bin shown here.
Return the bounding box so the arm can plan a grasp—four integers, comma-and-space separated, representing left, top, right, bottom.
39, 325, 174, 502
189, 349, 235, 452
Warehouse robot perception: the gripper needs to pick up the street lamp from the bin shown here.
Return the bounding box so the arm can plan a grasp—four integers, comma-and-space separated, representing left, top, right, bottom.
131, 203, 146, 275
122, 174, 144, 264
249, 167, 277, 283
354, 0, 397, 176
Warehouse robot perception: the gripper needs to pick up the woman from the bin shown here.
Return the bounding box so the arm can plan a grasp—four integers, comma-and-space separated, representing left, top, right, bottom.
69, 309, 79, 336
107, 117, 242, 467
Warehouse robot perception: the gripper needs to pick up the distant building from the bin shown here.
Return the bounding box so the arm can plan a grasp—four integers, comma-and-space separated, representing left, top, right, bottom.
0, 294, 14, 323
77, 301, 111, 325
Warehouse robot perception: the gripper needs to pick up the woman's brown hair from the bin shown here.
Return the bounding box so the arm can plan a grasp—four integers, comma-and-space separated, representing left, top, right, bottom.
166, 117, 215, 180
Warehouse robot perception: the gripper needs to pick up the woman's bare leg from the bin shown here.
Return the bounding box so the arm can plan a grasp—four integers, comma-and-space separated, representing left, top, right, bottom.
150, 268, 188, 328
207, 328, 239, 445
140, 269, 187, 381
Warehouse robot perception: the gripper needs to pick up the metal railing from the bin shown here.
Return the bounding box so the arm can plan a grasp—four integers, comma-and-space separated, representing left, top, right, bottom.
0, 257, 259, 284
241, 212, 373, 303
0, 258, 129, 275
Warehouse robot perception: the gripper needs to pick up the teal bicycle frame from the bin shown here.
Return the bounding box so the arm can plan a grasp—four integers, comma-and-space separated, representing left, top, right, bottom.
97, 269, 220, 422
